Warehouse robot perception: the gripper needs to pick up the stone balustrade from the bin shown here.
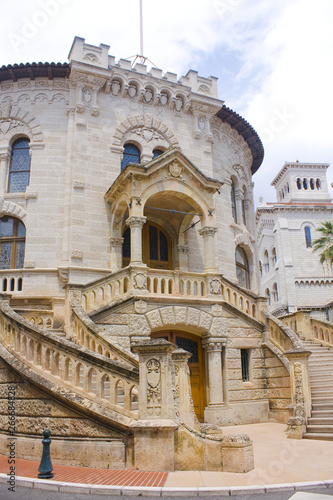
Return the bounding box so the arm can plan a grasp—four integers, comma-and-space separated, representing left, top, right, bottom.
0, 298, 139, 419
281, 311, 333, 348
264, 312, 312, 438
71, 306, 138, 369
0, 271, 23, 293
79, 266, 264, 322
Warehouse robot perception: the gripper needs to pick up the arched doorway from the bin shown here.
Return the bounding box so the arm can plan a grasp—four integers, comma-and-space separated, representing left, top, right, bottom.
151, 330, 206, 422
122, 222, 172, 270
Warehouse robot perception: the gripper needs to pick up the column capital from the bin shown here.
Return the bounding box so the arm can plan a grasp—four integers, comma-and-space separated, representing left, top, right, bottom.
202, 337, 227, 351
177, 244, 189, 254
109, 237, 123, 247
199, 226, 218, 237
126, 215, 147, 228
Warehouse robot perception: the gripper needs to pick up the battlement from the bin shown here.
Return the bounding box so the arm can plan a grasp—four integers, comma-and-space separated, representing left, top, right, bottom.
68, 36, 219, 98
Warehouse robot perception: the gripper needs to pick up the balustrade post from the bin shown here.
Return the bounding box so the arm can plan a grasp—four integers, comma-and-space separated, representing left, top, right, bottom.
130, 339, 178, 471
64, 284, 84, 339
285, 348, 312, 439
172, 348, 198, 429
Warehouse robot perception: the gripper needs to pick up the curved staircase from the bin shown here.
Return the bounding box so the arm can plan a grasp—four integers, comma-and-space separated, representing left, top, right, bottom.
303, 341, 333, 440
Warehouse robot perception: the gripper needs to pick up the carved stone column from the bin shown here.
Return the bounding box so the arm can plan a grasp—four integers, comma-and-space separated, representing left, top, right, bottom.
109, 237, 123, 272
202, 338, 226, 408
126, 216, 146, 266
0, 147, 10, 196
199, 226, 218, 272
235, 189, 244, 225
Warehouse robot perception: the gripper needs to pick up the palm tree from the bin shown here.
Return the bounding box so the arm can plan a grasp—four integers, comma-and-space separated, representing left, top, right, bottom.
312, 220, 333, 269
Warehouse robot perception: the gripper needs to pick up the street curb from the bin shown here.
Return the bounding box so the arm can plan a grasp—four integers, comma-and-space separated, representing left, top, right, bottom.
0, 474, 333, 496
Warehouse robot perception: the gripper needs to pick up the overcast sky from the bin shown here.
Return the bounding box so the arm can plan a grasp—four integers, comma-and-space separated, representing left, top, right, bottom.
1, 0, 332, 206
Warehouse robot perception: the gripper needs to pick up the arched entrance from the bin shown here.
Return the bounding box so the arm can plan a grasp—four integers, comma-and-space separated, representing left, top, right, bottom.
151, 330, 206, 422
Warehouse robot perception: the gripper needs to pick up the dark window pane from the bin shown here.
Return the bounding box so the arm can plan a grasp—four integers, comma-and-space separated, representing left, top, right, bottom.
153, 149, 163, 159
8, 171, 30, 193
0, 243, 12, 269
231, 182, 237, 222
0, 217, 14, 237
149, 225, 158, 260
305, 226, 312, 248
121, 144, 140, 170
176, 337, 198, 363
122, 228, 131, 258
241, 349, 249, 381
159, 230, 168, 261
16, 242, 25, 268
17, 221, 26, 237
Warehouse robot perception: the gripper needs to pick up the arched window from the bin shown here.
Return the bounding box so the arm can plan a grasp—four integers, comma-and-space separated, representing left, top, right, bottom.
8, 138, 31, 193
263, 250, 269, 273
0, 217, 25, 269
304, 226, 312, 248
235, 246, 250, 289
296, 178, 302, 190
231, 181, 237, 222
152, 148, 164, 159
316, 178, 321, 190
310, 178, 315, 190
272, 283, 278, 302
272, 247, 277, 266
121, 143, 140, 171
303, 178, 308, 190
265, 288, 271, 305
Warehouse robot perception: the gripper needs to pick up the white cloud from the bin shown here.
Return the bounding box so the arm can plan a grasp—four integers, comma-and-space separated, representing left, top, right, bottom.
0, 0, 332, 206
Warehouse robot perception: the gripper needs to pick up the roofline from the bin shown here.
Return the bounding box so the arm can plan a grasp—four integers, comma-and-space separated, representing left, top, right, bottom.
216, 105, 264, 175
0, 62, 70, 82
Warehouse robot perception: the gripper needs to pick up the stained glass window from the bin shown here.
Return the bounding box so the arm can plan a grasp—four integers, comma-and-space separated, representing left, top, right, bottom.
0, 217, 26, 269
8, 138, 31, 193
121, 143, 140, 171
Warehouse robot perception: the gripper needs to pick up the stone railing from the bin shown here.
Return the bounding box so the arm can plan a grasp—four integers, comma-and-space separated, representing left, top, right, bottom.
79, 266, 265, 322
18, 310, 54, 330
263, 312, 312, 438
0, 296, 139, 422
280, 311, 333, 348
0, 270, 23, 293
71, 306, 138, 369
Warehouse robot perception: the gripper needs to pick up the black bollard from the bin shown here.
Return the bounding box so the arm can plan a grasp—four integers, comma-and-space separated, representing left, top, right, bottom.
38, 429, 54, 479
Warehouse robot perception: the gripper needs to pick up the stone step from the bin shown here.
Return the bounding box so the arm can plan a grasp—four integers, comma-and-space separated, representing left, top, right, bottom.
311, 391, 333, 398
306, 424, 333, 433
303, 432, 333, 441
311, 410, 333, 418
308, 417, 333, 425
312, 403, 333, 410
311, 397, 333, 404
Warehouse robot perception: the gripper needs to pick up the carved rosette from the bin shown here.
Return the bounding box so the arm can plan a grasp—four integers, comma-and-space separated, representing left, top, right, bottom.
134, 300, 148, 314
146, 358, 161, 416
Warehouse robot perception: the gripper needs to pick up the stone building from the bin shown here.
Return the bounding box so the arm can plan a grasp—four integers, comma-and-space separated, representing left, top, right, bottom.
256, 162, 333, 317
0, 37, 319, 470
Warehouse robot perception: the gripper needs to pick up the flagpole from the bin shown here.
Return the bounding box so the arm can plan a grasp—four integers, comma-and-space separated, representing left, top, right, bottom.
139, 0, 144, 63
